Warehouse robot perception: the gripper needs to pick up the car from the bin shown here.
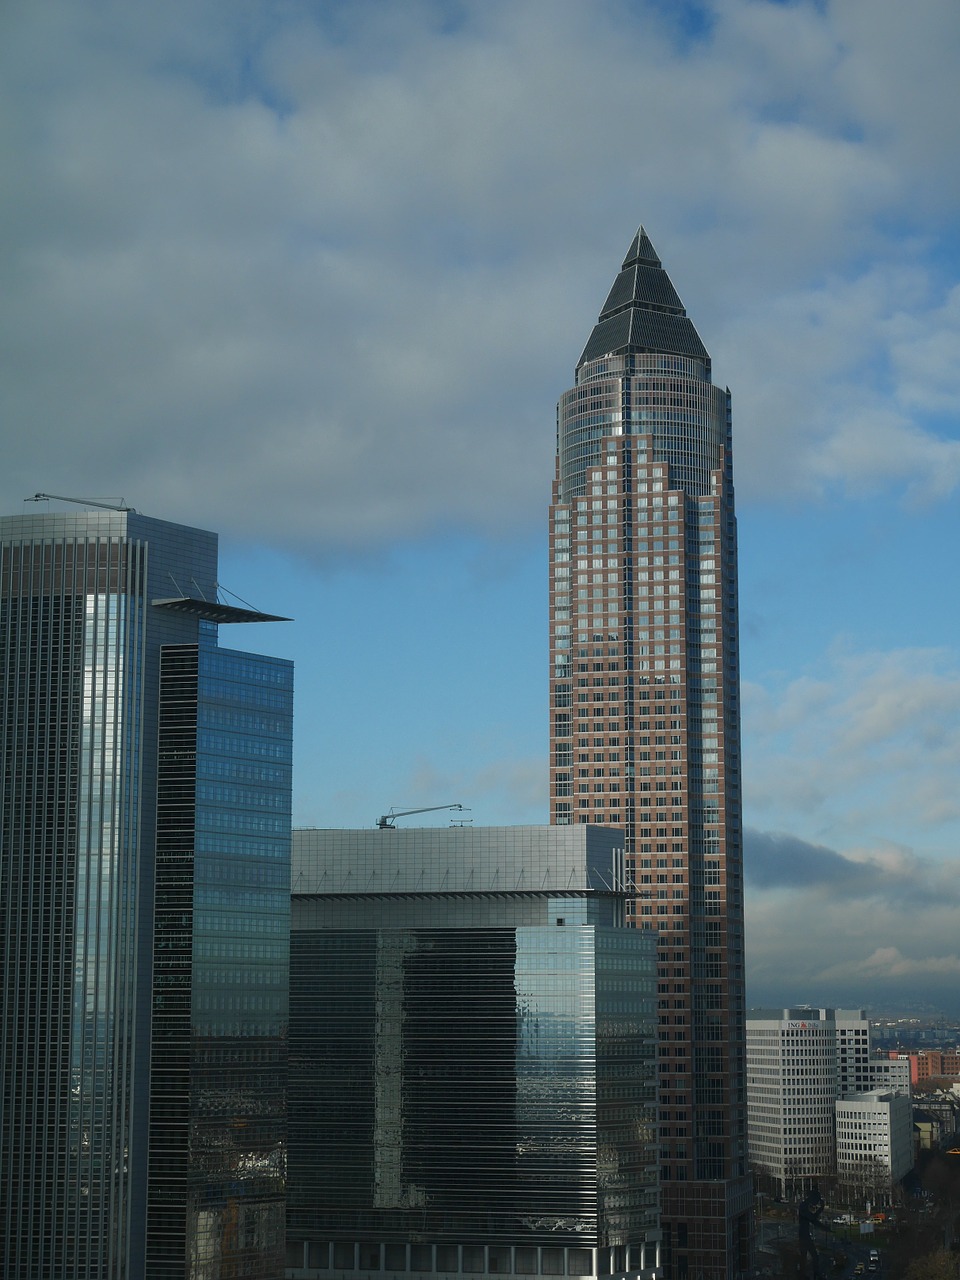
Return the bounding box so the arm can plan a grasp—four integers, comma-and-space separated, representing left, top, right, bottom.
854, 1265, 865, 1276
867, 1263, 879, 1273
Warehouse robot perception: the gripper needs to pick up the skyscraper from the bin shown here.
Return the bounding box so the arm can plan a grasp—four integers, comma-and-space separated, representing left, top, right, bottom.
548, 230, 751, 1279
745, 1009, 839, 1197
286, 825, 660, 1280
0, 508, 292, 1280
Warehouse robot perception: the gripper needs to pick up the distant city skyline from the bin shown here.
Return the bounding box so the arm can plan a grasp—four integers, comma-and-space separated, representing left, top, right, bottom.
3, 0, 960, 1014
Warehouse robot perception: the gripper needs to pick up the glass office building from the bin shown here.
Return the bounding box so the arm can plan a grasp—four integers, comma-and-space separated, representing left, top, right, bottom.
548, 230, 751, 1278
287, 826, 659, 1280
0, 509, 292, 1280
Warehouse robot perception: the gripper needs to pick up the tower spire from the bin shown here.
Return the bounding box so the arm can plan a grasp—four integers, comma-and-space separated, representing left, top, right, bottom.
578, 228, 709, 368
621, 225, 661, 268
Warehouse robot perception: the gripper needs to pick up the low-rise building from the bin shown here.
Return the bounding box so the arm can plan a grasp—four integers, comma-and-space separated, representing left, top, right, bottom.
884, 1048, 960, 1087
916, 1049, 960, 1081
913, 1108, 942, 1152
867, 1057, 911, 1096
912, 1086, 960, 1141
835, 1091, 913, 1203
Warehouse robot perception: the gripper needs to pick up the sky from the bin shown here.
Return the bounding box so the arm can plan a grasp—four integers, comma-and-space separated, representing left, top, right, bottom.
3, 0, 960, 1015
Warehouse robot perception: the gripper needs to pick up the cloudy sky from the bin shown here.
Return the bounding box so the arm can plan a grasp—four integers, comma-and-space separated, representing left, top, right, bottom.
3, 0, 960, 1014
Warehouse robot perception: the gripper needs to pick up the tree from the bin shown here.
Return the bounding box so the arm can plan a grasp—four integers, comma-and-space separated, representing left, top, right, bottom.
840, 1156, 892, 1207
904, 1249, 958, 1280
750, 1160, 781, 1200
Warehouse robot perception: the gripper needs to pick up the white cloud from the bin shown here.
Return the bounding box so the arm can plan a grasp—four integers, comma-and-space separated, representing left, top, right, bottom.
714, 260, 960, 504
741, 617, 960, 1016
887, 283, 960, 418
811, 411, 960, 503
831, 0, 960, 213
743, 645, 960, 847
819, 947, 960, 982
3, 0, 960, 549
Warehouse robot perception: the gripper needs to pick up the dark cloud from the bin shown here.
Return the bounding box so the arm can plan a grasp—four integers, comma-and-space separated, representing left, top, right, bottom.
744, 828, 870, 890
745, 827, 960, 909
744, 826, 960, 1012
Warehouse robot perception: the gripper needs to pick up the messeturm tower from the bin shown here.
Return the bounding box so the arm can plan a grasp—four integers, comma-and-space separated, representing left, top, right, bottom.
548, 230, 752, 1279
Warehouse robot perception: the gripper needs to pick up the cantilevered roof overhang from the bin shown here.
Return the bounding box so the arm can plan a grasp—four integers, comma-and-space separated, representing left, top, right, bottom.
152, 596, 291, 624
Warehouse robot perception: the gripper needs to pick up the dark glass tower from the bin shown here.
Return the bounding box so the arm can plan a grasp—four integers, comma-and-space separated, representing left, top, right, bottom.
548, 231, 752, 1279
0, 509, 292, 1280
286, 826, 660, 1280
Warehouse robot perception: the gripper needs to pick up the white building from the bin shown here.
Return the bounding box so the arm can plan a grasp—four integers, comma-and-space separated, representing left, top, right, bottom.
747, 1008, 914, 1197
835, 1009, 911, 1097
835, 1091, 914, 1203
867, 1057, 912, 1096
746, 1009, 838, 1195
836, 1009, 872, 1096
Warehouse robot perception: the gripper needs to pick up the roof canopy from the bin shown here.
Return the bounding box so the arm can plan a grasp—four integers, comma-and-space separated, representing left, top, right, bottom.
152, 596, 290, 624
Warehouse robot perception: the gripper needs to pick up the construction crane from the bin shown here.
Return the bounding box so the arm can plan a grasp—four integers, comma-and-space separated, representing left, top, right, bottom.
377, 804, 465, 830
27, 492, 137, 513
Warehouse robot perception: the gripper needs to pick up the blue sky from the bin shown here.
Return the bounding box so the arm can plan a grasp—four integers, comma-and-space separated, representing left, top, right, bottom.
3, 0, 960, 1014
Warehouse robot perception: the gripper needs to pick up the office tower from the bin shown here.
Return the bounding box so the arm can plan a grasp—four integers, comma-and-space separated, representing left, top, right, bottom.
745, 1009, 839, 1198
0, 508, 292, 1280
286, 825, 660, 1280
548, 229, 751, 1278
746, 1008, 918, 1201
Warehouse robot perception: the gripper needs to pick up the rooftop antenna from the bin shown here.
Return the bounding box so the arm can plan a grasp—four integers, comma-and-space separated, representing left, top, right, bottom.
26, 492, 137, 513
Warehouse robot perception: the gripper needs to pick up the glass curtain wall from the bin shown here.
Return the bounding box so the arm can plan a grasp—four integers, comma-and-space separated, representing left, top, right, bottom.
0, 533, 147, 1280
288, 921, 658, 1277
149, 634, 292, 1279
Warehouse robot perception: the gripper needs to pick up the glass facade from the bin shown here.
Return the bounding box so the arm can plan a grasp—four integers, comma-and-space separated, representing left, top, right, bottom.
287, 827, 658, 1280
0, 511, 292, 1280
149, 636, 292, 1278
1, 528, 150, 1279
548, 230, 752, 1279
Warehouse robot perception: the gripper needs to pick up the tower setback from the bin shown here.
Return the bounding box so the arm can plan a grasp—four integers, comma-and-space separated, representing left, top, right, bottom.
549, 230, 751, 1279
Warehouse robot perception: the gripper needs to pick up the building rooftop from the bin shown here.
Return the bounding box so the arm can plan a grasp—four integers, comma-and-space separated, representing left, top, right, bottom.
291, 824, 626, 897
578, 226, 710, 367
